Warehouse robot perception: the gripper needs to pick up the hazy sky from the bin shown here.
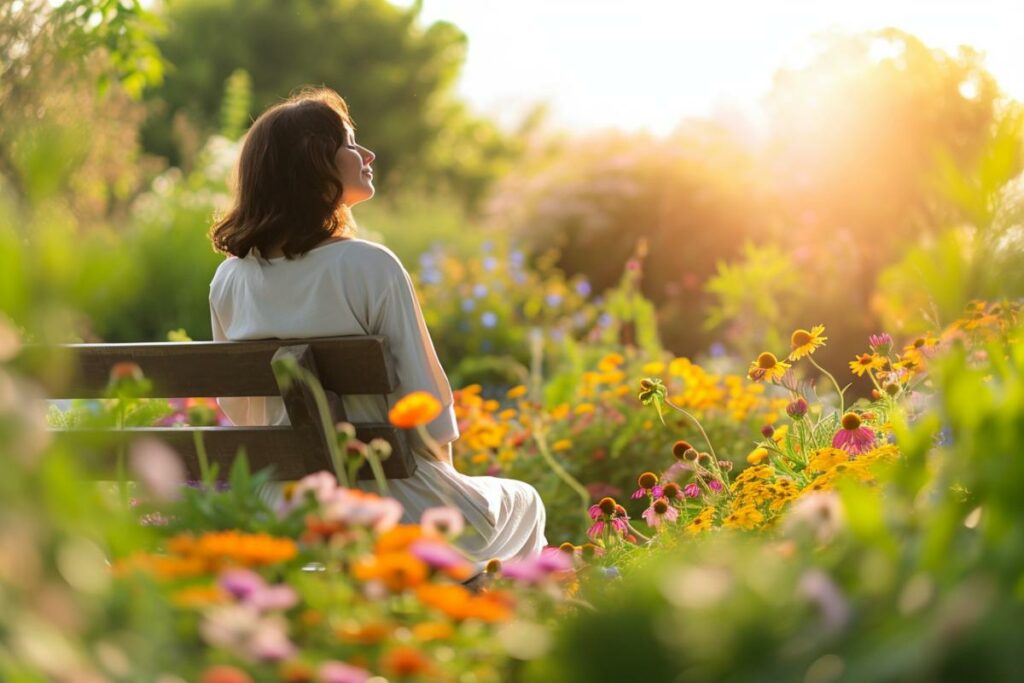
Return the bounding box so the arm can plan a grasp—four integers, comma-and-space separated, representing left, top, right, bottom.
396, 0, 1024, 134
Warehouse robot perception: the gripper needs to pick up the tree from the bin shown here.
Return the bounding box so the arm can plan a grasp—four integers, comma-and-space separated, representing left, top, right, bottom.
143, 0, 518, 205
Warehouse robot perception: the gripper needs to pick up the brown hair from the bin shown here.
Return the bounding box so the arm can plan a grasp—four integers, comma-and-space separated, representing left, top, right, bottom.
210, 88, 356, 259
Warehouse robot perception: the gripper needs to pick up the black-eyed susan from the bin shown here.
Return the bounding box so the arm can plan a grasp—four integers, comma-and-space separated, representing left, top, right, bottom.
849, 353, 885, 377
748, 352, 790, 382
788, 325, 827, 360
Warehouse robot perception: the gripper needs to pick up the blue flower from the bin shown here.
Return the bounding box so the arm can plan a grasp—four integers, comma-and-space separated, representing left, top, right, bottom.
513, 273, 527, 285
483, 256, 497, 272
598, 312, 613, 327
575, 280, 592, 297
709, 342, 726, 358
473, 283, 488, 298
545, 292, 563, 308
420, 269, 442, 285
481, 312, 498, 328
481, 240, 494, 254
461, 299, 476, 312
510, 250, 525, 268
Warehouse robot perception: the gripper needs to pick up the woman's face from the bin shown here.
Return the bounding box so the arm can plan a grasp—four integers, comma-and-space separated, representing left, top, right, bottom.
335, 127, 375, 206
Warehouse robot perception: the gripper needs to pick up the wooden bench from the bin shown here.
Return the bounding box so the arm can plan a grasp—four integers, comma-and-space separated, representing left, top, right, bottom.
33, 336, 416, 482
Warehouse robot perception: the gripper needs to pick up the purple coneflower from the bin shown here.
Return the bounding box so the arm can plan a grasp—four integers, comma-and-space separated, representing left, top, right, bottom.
587, 497, 617, 539
642, 497, 680, 528
868, 333, 893, 352
684, 482, 700, 498
832, 413, 875, 454
631, 471, 663, 499
708, 479, 724, 492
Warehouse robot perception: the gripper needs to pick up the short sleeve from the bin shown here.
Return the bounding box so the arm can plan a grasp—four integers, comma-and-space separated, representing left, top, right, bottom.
370, 261, 460, 446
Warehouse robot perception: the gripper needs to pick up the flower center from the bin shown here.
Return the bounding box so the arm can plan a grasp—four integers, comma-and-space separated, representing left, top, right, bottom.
598, 497, 616, 515
857, 354, 873, 365
638, 472, 658, 489
653, 499, 669, 514
757, 352, 778, 369
663, 483, 680, 499
841, 412, 862, 430
791, 330, 812, 347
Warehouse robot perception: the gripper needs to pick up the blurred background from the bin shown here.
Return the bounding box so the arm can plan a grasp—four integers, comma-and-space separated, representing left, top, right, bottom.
2, 0, 1022, 385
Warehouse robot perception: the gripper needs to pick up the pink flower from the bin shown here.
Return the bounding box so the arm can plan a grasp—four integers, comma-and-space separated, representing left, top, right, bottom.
708, 479, 723, 492
869, 333, 893, 352
420, 506, 464, 538
129, 437, 186, 502
684, 483, 700, 498
319, 661, 371, 683
832, 413, 876, 454
501, 547, 573, 583
409, 540, 473, 578
642, 498, 679, 528
586, 520, 606, 539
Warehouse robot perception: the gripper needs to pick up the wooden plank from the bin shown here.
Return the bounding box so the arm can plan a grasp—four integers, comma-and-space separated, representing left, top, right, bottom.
27, 336, 397, 398
55, 424, 417, 481
271, 344, 337, 476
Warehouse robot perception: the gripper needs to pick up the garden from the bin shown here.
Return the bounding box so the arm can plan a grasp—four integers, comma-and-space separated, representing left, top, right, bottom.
2, 2, 1024, 682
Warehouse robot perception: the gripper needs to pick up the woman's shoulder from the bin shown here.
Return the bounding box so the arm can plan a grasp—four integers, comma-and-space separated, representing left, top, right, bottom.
331, 238, 407, 277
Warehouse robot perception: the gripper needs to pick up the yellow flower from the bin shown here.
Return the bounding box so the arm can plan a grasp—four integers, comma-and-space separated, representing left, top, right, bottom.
389, 391, 442, 428
598, 353, 625, 372
463, 384, 483, 395
807, 448, 849, 473
723, 506, 765, 530
668, 357, 693, 376
506, 385, 528, 399
550, 404, 571, 420
353, 552, 428, 592
748, 352, 791, 383
551, 439, 573, 451
788, 325, 827, 360
498, 408, 517, 421
771, 424, 789, 444
849, 353, 885, 377
641, 361, 665, 375
574, 403, 596, 416
746, 447, 769, 465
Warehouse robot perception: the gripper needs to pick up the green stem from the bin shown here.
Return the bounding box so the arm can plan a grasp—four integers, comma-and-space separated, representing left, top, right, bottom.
115, 402, 128, 509
295, 366, 349, 489
534, 429, 591, 519
192, 430, 212, 484
809, 356, 845, 415
663, 398, 732, 499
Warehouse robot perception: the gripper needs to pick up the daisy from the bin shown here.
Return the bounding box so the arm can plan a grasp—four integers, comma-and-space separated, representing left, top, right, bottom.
832, 413, 876, 454
789, 325, 827, 360
849, 353, 885, 377
748, 352, 791, 382
642, 498, 679, 528
631, 471, 663, 499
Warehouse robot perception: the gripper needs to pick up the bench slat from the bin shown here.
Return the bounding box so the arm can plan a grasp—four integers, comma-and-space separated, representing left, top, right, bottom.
32, 337, 397, 398
55, 424, 416, 482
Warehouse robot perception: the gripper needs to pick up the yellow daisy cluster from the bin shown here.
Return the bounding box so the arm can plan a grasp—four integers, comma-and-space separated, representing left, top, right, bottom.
667, 357, 780, 422
453, 384, 515, 467
798, 445, 899, 496
580, 353, 632, 401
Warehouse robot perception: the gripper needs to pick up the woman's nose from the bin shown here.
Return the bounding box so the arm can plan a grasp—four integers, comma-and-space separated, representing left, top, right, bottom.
362, 147, 375, 165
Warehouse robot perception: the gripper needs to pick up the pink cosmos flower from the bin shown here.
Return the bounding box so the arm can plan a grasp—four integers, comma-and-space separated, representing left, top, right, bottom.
218, 569, 298, 611
501, 547, 573, 583
409, 540, 474, 577
832, 413, 876, 455
420, 506, 465, 538
642, 498, 680, 528
319, 661, 371, 683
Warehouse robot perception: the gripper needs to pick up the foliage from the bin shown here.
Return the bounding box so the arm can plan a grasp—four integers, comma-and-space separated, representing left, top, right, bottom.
143, 0, 522, 205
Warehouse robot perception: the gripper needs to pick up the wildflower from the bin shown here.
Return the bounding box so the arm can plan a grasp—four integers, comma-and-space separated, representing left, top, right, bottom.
506, 384, 528, 399
409, 540, 475, 581
318, 662, 371, 683
109, 361, 145, 384
374, 525, 424, 554
631, 471, 663, 499
551, 439, 573, 451
598, 352, 624, 372
807, 448, 849, 473
672, 440, 695, 460
412, 621, 456, 642
388, 391, 442, 428
200, 665, 254, 683
868, 333, 893, 352
832, 413, 876, 455
381, 646, 433, 678
662, 482, 681, 499
761, 424, 775, 438
167, 531, 298, 568
500, 547, 573, 583
642, 498, 679, 528
708, 479, 724, 492
748, 352, 790, 382
786, 397, 809, 419
747, 447, 769, 465
129, 437, 186, 502
684, 483, 700, 498
352, 552, 429, 592
789, 325, 827, 360
849, 353, 885, 377
723, 505, 765, 530
784, 492, 845, 544
420, 506, 464, 539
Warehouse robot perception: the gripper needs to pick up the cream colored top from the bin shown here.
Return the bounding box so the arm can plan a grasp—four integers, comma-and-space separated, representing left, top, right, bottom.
209, 238, 546, 562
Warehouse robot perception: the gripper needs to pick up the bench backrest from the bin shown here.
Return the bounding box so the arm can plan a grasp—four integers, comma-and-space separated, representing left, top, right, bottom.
38, 336, 415, 482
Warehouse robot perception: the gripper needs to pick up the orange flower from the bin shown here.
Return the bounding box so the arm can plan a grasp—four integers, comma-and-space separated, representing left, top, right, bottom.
412, 621, 455, 641
200, 665, 254, 683
352, 552, 428, 592
381, 646, 432, 678
168, 531, 297, 568
375, 524, 424, 554
171, 584, 228, 608
389, 391, 442, 428
415, 584, 513, 623
335, 620, 395, 645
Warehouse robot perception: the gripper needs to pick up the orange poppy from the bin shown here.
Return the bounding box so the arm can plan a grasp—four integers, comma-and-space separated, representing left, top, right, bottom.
389, 391, 442, 428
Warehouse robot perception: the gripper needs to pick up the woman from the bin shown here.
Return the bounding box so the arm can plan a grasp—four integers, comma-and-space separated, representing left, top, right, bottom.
208, 88, 547, 563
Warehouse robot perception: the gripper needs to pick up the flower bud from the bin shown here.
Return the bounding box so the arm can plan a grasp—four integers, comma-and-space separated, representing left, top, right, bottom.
761, 424, 775, 438
785, 398, 808, 419
718, 460, 733, 472
683, 448, 699, 461
672, 440, 694, 460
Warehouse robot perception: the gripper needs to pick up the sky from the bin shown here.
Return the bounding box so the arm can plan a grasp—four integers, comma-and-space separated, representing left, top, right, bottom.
395, 0, 1024, 135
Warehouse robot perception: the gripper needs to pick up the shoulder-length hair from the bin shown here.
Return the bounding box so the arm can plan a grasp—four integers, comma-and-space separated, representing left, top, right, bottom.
210, 88, 357, 259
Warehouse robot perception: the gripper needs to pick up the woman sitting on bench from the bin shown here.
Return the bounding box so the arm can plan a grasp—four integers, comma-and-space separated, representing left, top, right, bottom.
207, 87, 547, 563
